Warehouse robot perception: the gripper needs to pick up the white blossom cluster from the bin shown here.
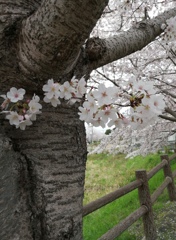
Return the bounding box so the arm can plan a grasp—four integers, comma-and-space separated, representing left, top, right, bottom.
43, 76, 87, 106
78, 84, 122, 128
0, 77, 87, 130
0, 77, 166, 131
78, 79, 165, 130
128, 80, 165, 129
0, 88, 42, 130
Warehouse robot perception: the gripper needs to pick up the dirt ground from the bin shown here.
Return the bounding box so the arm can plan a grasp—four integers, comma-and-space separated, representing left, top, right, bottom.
129, 201, 176, 240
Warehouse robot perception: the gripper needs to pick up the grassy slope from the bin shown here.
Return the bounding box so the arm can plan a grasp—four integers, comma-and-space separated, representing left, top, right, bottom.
83, 152, 176, 240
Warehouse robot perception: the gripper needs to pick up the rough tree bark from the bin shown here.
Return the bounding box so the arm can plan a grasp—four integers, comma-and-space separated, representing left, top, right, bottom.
0, 1, 176, 239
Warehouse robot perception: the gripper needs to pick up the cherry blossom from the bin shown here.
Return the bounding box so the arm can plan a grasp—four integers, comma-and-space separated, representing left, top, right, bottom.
132, 80, 156, 94
83, 93, 98, 114
78, 105, 92, 122
59, 81, 75, 100
16, 116, 33, 130
75, 77, 87, 98
96, 108, 117, 124
28, 95, 42, 114
27, 95, 42, 120
44, 95, 61, 107
108, 117, 123, 128
142, 95, 165, 114
93, 84, 112, 106
7, 87, 25, 103
69, 77, 87, 104
6, 111, 23, 126
43, 79, 60, 99
151, 95, 166, 110
90, 117, 105, 128
70, 76, 78, 87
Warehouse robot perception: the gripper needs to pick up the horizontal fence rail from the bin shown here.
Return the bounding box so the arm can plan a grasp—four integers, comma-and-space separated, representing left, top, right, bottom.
147, 159, 167, 179
83, 151, 176, 240
169, 153, 176, 161
98, 206, 148, 240
151, 176, 172, 204
83, 179, 142, 217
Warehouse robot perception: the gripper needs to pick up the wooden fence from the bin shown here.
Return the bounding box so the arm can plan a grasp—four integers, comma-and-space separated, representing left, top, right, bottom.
83, 151, 176, 240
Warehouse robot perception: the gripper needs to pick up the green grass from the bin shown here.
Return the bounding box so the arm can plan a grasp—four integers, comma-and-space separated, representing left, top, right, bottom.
83, 152, 176, 240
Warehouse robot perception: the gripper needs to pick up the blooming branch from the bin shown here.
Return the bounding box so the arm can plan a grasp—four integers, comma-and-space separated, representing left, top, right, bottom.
0, 89, 42, 130
1, 13, 176, 131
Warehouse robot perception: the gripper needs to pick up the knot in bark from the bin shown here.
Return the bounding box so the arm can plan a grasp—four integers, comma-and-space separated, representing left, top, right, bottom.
85, 37, 106, 61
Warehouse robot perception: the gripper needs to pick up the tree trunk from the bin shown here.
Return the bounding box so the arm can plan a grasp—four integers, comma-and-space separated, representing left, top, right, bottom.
0, 103, 87, 240
0, 1, 107, 238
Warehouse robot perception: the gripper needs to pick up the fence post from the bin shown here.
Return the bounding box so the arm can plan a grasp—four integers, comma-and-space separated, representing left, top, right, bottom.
135, 170, 157, 240
161, 154, 176, 201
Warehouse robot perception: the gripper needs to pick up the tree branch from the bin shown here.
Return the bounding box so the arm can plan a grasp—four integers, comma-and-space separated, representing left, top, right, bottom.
159, 114, 176, 122
87, 7, 176, 70
18, 0, 108, 78
165, 107, 176, 118
162, 90, 176, 98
